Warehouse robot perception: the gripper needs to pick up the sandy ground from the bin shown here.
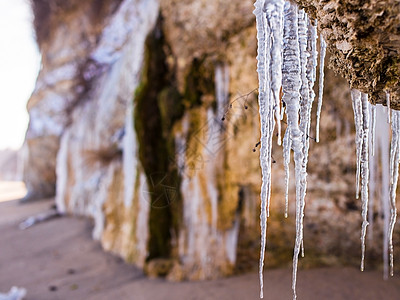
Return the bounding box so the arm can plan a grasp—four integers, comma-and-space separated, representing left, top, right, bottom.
1, 182, 400, 300
0, 181, 27, 203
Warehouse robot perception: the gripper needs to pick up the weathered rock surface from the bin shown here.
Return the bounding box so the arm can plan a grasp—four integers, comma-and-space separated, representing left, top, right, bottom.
24, 0, 123, 199
24, 0, 400, 280
296, 0, 400, 107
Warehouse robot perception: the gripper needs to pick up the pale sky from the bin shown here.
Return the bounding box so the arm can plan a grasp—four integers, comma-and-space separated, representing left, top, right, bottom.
0, 0, 40, 150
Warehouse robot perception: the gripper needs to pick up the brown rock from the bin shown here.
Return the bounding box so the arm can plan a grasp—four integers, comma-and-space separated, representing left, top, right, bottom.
295, 0, 400, 107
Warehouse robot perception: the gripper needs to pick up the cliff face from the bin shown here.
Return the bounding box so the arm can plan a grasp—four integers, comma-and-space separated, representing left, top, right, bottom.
24, 0, 400, 279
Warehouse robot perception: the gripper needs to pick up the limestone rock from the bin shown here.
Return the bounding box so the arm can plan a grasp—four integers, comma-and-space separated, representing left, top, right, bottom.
295, 0, 400, 107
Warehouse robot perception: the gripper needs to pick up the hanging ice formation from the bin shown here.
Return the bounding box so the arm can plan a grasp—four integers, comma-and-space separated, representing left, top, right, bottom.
254, 0, 279, 297
351, 90, 371, 271
352, 95, 400, 277
389, 109, 400, 276
254, 0, 399, 299
315, 35, 326, 143
369, 105, 391, 278
254, 0, 318, 298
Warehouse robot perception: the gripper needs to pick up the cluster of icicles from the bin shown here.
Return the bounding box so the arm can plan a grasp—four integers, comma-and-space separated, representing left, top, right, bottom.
254, 0, 399, 299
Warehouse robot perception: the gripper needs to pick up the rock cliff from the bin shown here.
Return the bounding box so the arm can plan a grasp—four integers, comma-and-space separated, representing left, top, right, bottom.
24, 0, 400, 279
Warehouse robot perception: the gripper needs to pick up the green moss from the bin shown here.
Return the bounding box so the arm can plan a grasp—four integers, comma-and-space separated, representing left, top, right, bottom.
132, 19, 219, 264
134, 17, 182, 261
183, 58, 215, 109
158, 87, 184, 138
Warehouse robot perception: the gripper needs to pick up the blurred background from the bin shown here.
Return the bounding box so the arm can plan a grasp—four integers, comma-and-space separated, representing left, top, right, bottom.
0, 0, 39, 186
0, 0, 399, 299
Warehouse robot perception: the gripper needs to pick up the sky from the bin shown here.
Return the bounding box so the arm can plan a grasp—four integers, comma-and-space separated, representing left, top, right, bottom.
0, 0, 41, 150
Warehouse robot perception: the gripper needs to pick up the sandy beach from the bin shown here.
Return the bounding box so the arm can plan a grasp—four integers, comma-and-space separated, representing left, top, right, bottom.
0, 182, 400, 300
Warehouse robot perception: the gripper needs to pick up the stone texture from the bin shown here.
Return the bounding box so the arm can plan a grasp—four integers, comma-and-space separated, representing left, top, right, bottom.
24, 0, 122, 199
295, 0, 400, 107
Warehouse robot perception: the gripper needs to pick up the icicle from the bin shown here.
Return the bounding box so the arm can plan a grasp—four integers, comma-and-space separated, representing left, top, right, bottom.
283, 127, 291, 218
297, 8, 313, 265
387, 92, 391, 124
254, 1, 275, 298
360, 93, 370, 271
306, 19, 318, 91
298, 9, 310, 139
305, 18, 318, 140
351, 89, 363, 199
265, 0, 285, 146
368, 137, 375, 242
315, 34, 326, 143
368, 103, 376, 242
282, 2, 306, 299
282, 8, 311, 221
389, 109, 400, 276
371, 105, 376, 156
376, 105, 391, 279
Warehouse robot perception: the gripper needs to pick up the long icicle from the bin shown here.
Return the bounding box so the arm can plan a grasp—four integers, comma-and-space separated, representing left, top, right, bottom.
306, 19, 318, 137
315, 34, 326, 143
254, 1, 275, 298
254, 0, 267, 296
360, 93, 370, 271
351, 89, 363, 199
376, 104, 390, 279
282, 3, 305, 299
389, 109, 400, 276
368, 104, 376, 242
297, 8, 311, 260
371, 105, 376, 156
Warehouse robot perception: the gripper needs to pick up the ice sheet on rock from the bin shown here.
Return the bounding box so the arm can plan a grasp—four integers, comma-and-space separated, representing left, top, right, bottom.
315, 34, 326, 143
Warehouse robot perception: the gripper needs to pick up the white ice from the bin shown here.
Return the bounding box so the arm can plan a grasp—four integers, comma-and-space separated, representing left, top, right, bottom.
351, 89, 363, 199
360, 93, 370, 271
389, 109, 400, 276
315, 34, 326, 143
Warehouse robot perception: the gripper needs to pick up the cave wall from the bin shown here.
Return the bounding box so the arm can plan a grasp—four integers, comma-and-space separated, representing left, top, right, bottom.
24, 0, 400, 279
